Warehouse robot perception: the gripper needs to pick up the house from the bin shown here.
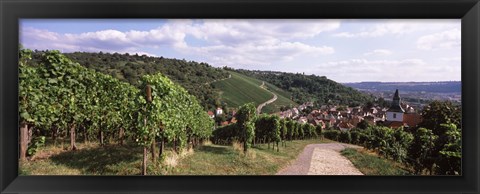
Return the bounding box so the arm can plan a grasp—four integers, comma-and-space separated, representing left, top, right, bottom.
328, 107, 338, 115
314, 119, 326, 129
298, 104, 307, 111
298, 116, 308, 124
230, 117, 237, 124
215, 107, 223, 116
348, 116, 363, 127
405, 106, 415, 113
307, 114, 315, 123
351, 107, 362, 115
207, 111, 215, 119
322, 114, 337, 127
403, 113, 422, 128
279, 109, 293, 118
220, 121, 229, 126
364, 115, 376, 125
305, 101, 314, 107
338, 121, 355, 132
292, 108, 299, 116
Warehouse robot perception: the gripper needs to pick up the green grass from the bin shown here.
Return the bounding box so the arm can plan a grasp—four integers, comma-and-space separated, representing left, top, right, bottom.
341, 148, 412, 175
20, 142, 145, 175
214, 71, 296, 112
174, 139, 331, 175
20, 138, 331, 175
213, 71, 273, 108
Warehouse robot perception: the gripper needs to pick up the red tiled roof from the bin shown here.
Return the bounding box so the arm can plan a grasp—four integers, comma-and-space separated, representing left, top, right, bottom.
220, 121, 229, 126
403, 113, 422, 127
207, 111, 214, 116
338, 122, 354, 129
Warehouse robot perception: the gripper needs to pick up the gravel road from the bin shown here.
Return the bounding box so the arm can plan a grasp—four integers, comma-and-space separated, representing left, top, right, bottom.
257, 82, 278, 114
276, 143, 363, 175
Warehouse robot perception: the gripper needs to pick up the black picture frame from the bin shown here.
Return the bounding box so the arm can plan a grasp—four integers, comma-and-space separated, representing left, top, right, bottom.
1, 0, 479, 193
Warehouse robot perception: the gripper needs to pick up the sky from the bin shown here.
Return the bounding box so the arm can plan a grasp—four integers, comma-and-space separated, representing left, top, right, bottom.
20, 19, 461, 83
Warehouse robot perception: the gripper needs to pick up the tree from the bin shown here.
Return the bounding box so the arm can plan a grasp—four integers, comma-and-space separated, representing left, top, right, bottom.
419, 101, 461, 136
435, 123, 461, 175
236, 103, 257, 153
356, 120, 370, 130
408, 128, 438, 174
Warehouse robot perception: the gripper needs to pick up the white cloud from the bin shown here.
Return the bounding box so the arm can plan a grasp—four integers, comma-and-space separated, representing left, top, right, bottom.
179, 20, 338, 66
416, 28, 460, 50
363, 49, 392, 56
21, 19, 338, 67
312, 58, 459, 82
188, 19, 340, 44
333, 20, 458, 38
183, 41, 334, 66
440, 57, 461, 62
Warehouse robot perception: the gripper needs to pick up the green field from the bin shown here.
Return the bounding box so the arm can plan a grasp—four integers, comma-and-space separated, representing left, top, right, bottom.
213, 71, 273, 108
213, 71, 296, 112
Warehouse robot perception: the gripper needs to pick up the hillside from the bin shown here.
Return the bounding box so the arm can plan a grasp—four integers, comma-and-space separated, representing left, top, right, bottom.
343, 81, 462, 104
231, 69, 374, 107
262, 81, 298, 113
212, 71, 297, 113
28, 51, 229, 110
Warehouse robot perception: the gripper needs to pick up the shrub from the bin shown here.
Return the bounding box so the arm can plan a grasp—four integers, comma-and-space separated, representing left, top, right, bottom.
323, 129, 340, 141
27, 136, 46, 157
339, 131, 352, 143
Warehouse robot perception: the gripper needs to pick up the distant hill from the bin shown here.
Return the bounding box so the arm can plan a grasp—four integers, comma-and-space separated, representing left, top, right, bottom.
213, 71, 297, 113
343, 81, 461, 93
230, 69, 374, 107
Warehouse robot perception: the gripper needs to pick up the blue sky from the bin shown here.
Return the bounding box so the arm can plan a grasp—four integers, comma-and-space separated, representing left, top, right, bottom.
20, 19, 461, 82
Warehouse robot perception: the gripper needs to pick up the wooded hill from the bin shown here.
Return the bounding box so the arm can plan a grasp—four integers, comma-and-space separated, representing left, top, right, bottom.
28, 51, 373, 111
230, 68, 374, 107
28, 51, 230, 111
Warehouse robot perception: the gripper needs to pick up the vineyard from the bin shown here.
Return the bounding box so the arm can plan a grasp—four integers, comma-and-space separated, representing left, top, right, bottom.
212, 111, 321, 152
19, 49, 461, 176
19, 49, 214, 175
323, 122, 461, 175
19, 49, 317, 175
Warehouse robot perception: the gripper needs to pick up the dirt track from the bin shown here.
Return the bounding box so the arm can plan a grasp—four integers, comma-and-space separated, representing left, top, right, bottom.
256, 82, 278, 114
276, 143, 363, 175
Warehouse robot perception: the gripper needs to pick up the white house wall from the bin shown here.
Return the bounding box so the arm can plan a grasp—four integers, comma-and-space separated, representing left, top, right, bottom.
386, 112, 403, 122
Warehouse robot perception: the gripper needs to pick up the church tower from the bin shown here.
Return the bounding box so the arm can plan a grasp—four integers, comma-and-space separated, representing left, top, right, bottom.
386, 89, 405, 122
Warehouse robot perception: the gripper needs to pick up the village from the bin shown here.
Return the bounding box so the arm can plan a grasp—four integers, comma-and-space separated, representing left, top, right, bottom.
208, 89, 423, 132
